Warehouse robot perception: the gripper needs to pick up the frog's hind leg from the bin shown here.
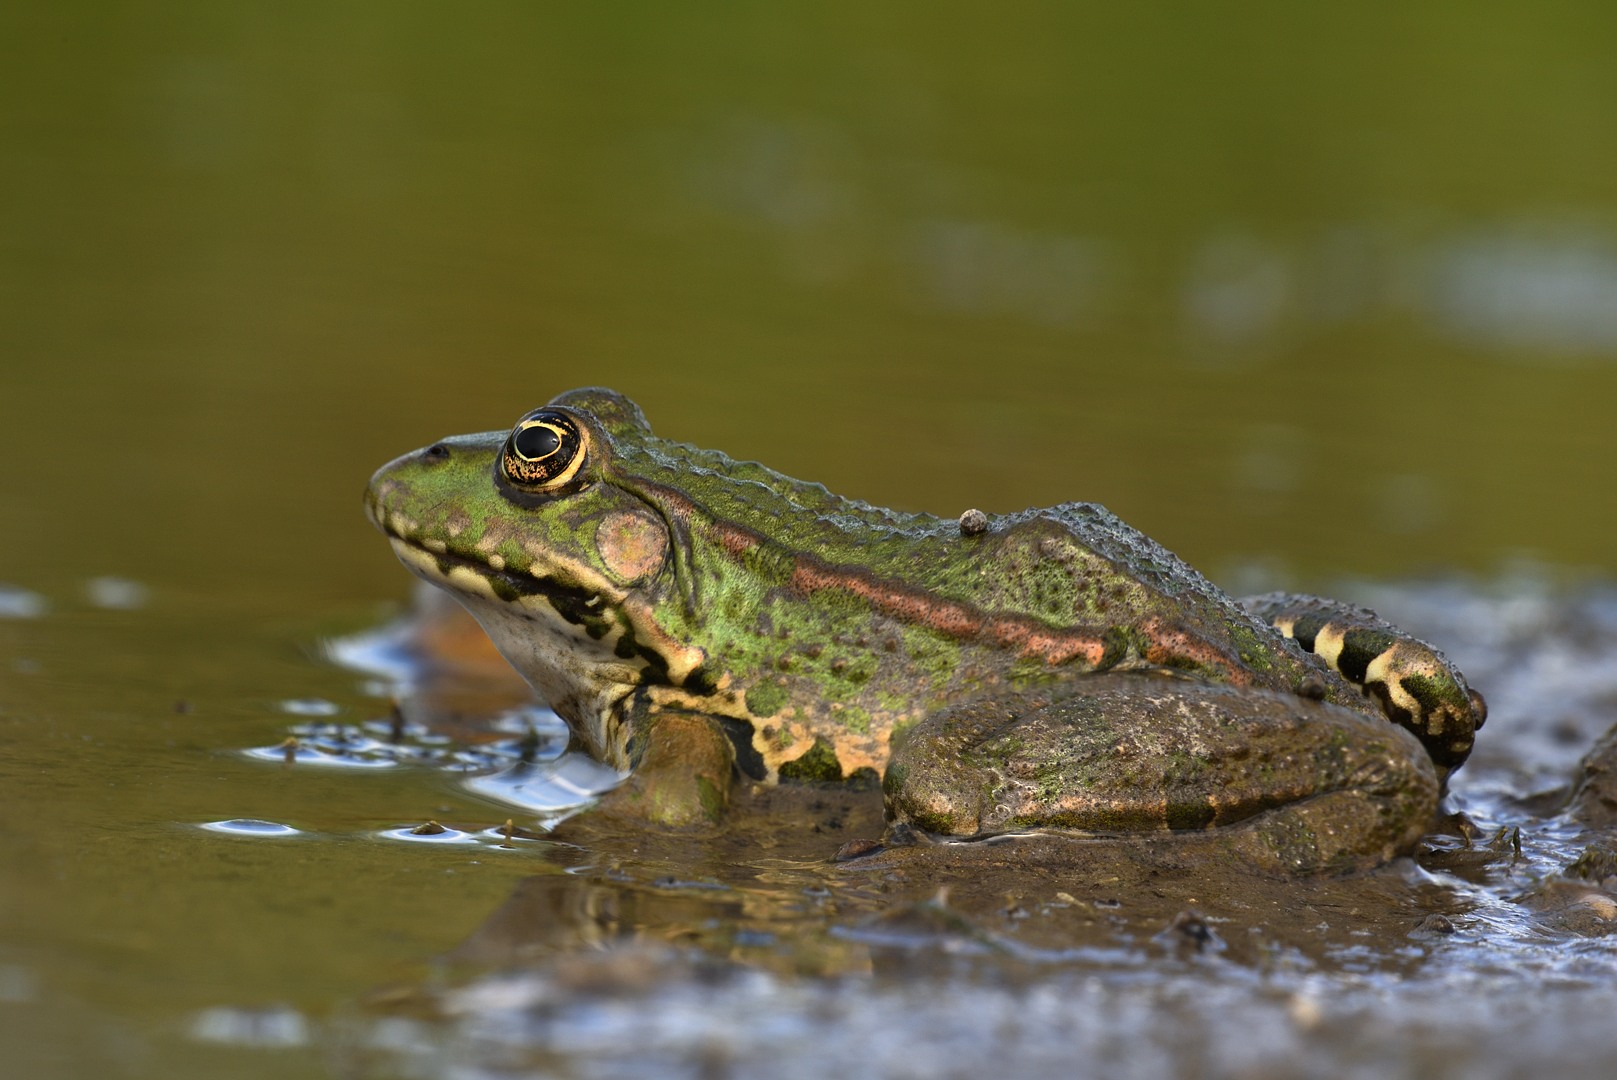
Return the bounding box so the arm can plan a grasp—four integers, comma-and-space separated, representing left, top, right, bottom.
1239, 592, 1486, 776
882, 674, 1440, 874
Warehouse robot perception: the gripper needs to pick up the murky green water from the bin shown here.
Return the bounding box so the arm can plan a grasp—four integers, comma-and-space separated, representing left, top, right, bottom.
5, 5, 1617, 1077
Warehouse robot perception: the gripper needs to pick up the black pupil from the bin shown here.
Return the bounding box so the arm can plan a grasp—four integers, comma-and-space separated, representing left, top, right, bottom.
514, 424, 561, 460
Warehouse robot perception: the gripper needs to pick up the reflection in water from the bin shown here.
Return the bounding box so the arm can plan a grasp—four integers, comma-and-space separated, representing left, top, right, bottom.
244, 713, 575, 778
255, 597, 570, 777
462, 755, 624, 817
319, 587, 614, 818
450, 875, 750, 964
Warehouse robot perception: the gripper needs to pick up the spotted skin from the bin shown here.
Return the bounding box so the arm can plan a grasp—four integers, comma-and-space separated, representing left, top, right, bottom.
1239, 592, 1486, 775
367, 388, 1483, 855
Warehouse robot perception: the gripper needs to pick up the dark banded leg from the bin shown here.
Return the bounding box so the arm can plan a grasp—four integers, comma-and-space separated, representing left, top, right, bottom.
1239, 592, 1487, 777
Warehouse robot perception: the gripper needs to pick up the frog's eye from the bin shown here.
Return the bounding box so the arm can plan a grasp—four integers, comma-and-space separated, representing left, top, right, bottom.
501, 408, 589, 490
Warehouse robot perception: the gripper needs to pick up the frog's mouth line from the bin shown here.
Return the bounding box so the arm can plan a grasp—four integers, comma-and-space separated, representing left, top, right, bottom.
388, 533, 698, 688
365, 489, 549, 601
385, 535, 600, 614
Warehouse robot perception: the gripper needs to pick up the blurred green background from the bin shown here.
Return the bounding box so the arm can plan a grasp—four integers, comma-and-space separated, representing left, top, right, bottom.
6, 5, 1617, 1077
6, 4, 1617, 608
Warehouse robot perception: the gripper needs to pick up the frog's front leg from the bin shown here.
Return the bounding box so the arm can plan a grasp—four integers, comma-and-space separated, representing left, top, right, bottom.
591, 708, 736, 827
1240, 592, 1486, 776
884, 673, 1440, 874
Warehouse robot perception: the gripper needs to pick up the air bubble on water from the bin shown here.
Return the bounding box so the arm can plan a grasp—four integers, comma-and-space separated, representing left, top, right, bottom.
199, 819, 303, 837
380, 823, 483, 845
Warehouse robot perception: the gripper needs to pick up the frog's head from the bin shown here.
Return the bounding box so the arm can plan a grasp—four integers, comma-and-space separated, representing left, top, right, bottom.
365, 388, 707, 767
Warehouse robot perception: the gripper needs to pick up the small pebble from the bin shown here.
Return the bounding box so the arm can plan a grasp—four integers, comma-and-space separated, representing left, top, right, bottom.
1166, 909, 1214, 948
1575, 892, 1617, 920
832, 838, 884, 862
958, 508, 989, 536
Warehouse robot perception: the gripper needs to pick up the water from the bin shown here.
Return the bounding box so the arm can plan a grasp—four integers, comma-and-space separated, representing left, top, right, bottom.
4, 4, 1617, 1077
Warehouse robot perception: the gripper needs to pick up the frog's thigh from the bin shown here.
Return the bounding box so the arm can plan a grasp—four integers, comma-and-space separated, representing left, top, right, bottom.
595, 710, 735, 827
884, 674, 1439, 873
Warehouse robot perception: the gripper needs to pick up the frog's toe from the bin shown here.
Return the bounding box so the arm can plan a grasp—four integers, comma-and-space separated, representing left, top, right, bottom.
1220, 785, 1436, 875
1241, 591, 1487, 776
596, 711, 735, 827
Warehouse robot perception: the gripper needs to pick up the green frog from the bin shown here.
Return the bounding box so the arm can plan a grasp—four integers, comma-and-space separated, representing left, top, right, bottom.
366, 388, 1486, 872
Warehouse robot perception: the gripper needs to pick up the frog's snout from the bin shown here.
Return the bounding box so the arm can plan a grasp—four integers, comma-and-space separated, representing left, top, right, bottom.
364, 443, 452, 535
363, 468, 401, 534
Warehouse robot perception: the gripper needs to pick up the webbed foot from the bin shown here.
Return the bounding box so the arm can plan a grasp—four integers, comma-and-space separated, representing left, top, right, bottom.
593, 711, 735, 827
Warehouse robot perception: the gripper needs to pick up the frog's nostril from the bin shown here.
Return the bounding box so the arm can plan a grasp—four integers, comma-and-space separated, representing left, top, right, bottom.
423, 443, 451, 463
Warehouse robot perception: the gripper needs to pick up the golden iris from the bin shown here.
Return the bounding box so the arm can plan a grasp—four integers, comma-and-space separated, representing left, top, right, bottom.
501, 409, 589, 489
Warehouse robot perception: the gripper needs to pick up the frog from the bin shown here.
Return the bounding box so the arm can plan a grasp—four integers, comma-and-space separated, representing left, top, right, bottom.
365, 387, 1486, 872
